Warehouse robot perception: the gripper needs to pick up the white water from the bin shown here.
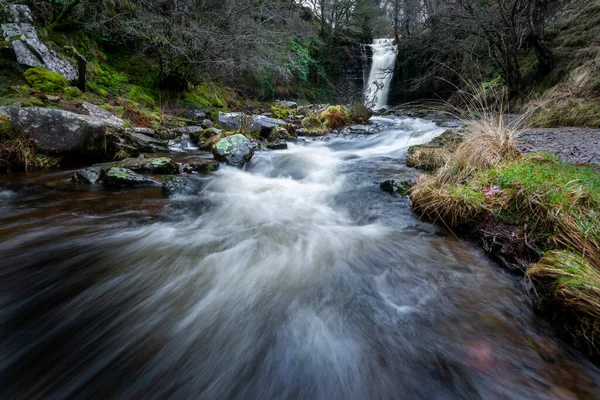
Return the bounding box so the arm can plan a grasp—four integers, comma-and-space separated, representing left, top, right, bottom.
365, 38, 397, 109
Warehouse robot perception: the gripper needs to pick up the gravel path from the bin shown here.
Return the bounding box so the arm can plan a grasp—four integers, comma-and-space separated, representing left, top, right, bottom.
517, 128, 600, 165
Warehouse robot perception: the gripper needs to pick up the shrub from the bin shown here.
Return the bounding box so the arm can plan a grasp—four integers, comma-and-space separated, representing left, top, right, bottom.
321, 105, 347, 130
24, 67, 69, 93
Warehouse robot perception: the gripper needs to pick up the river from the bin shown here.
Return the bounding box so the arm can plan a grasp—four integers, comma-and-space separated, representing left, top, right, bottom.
1, 116, 599, 399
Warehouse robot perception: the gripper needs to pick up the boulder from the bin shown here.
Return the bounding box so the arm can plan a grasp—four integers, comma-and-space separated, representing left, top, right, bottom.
126, 126, 156, 137
81, 102, 125, 129
72, 167, 103, 184
182, 158, 220, 173
103, 167, 160, 188
188, 128, 222, 150
0, 107, 115, 158
162, 175, 205, 196
114, 143, 141, 158
251, 115, 286, 137
95, 157, 179, 175
275, 100, 298, 109
212, 134, 254, 167
217, 112, 246, 131
124, 130, 169, 153
201, 119, 214, 129
267, 126, 293, 142
1, 5, 78, 82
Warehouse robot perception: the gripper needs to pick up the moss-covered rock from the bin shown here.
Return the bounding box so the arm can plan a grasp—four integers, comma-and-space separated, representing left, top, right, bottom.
103, 167, 160, 188
212, 134, 255, 167
24, 67, 69, 93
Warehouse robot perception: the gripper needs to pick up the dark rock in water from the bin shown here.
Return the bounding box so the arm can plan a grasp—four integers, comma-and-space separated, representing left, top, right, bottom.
212, 134, 254, 167
267, 126, 292, 142
217, 112, 246, 131
188, 128, 222, 150
114, 143, 141, 158
103, 167, 160, 188
162, 175, 204, 196
183, 158, 220, 173
344, 124, 377, 135
0, 107, 117, 158
124, 130, 169, 153
267, 140, 288, 150
95, 157, 179, 175
72, 167, 103, 184
380, 179, 414, 196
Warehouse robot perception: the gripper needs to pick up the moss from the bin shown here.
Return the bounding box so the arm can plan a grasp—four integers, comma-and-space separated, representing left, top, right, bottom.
24, 67, 69, 93
183, 82, 239, 109
126, 85, 155, 108
87, 60, 128, 96
21, 99, 46, 107
270, 104, 294, 119
0, 114, 14, 140
63, 86, 82, 99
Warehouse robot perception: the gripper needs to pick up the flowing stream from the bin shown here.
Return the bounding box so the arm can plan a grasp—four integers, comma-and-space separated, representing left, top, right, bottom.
1, 116, 600, 399
365, 39, 397, 109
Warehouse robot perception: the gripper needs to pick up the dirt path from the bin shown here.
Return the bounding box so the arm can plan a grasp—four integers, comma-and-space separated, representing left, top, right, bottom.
517, 127, 600, 165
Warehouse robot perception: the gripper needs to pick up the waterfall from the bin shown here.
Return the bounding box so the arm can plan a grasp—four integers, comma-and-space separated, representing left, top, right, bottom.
364, 38, 397, 109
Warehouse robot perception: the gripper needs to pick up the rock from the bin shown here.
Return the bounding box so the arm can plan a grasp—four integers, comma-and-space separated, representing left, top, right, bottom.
267, 126, 292, 142
192, 109, 207, 120
1, 5, 79, 82
188, 127, 222, 150
182, 158, 220, 173
72, 167, 103, 184
201, 119, 214, 129
212, 134, 254, 167
124, 130, 169, 153
103, 167, 160, 188
217, 112, 246, 131
162, 175, 204, 196
251, 115, 286, 137
127, 126, 156, 137
345, 124, 377, 135
266, 140, 288, 150
275, 100, 298, 109
81, 102, 125, 129
380, 179, 414, 196
407, 130, 463, 156
114, 143, 141, 158
0, 107, 116, 158
95, 157, 179, 175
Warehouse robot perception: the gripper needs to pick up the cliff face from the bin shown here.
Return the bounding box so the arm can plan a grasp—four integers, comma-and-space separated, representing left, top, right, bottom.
338, 42, 372, 103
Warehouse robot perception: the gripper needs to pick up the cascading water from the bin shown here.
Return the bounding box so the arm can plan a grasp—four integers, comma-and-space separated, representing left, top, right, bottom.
364, 38, 397, 109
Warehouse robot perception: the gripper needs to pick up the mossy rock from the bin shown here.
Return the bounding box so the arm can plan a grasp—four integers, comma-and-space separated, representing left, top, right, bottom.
24, 67, 69, 93
103, 167, 160, 188
64, 86, 82, 99
0, 114, 14, 140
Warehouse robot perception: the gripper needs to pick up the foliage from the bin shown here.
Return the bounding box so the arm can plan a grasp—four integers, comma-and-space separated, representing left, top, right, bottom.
63, 86, 82, 99
321, 105, 347, 129
87, 60, 128, 96
270, 105, 294, 119
0, 137, 61, 171
23, 67, 69, 93
182, 82, 238, 109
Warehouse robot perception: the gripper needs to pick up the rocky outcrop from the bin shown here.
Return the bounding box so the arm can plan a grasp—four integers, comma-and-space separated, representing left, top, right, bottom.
1, 5, 79, 83
0, 107, 115, 158
103, 167, 160, 188
212, 134, 255, 167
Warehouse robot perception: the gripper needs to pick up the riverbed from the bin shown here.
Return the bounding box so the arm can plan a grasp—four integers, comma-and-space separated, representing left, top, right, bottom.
1, 116, 599, 399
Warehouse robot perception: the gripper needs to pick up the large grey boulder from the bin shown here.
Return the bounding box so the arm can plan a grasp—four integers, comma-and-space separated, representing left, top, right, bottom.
1, 5, 78, 82
212, 134, 255, 167
217, 112, 246, 131
124, 129, 169, 153
0, 107, 114, 157
82, 102, 125, 128
251, 115, 286, 137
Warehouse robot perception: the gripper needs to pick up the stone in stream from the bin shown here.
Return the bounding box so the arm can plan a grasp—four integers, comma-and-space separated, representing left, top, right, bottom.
162, 175, 205, 196
124, 130, 169, 153
94, 157, 179, 175
251, 115, 286, 137
267, 126, 293, 142
217, 112, 246, 131
212, 134, 255, 167
266, 140, 288, 150
380, 179, 413, 196
187, 127, 222, 150
103, 167, 160, 188
72, 167, 104, 184
182, 158, 220, 173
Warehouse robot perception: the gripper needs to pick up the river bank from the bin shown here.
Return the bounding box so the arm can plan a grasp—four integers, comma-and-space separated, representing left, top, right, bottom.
404, 113, 600, 360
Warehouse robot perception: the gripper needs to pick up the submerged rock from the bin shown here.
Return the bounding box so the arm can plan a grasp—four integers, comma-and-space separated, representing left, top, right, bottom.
380, 179, 414, 196
266, 140, 288, 150
212, 134, 255, 167
162, 175, 205, 196
103, 167, 160, 188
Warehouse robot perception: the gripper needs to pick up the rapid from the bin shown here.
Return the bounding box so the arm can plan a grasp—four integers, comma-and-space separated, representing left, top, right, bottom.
1, 116, 599, 399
